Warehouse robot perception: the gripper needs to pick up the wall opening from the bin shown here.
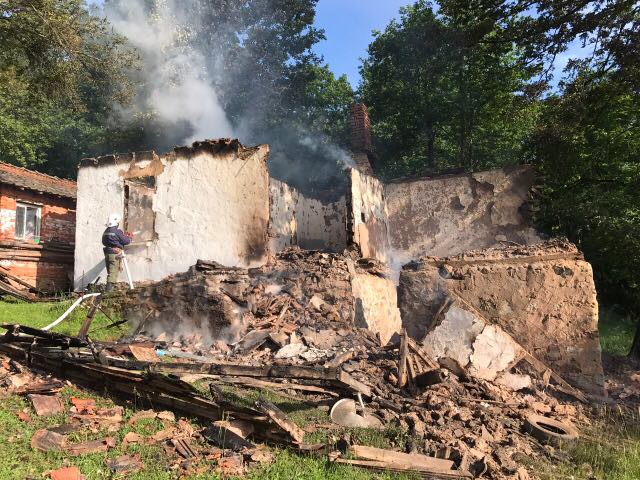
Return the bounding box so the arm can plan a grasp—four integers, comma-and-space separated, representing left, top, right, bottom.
124, 177, 156, 242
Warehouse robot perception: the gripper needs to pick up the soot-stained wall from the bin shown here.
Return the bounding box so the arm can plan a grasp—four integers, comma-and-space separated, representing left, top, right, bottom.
269, 179, 347, 254
74, 140, 270, 289
385, 166, 541, 260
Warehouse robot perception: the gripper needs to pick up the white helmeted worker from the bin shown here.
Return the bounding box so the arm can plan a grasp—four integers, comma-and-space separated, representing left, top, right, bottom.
101, 213, 132, 292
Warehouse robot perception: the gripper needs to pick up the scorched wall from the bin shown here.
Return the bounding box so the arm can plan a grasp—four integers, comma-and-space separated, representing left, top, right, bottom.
385, 166, 542, 261
74, 140, 270, 289
269, 179, 347, 253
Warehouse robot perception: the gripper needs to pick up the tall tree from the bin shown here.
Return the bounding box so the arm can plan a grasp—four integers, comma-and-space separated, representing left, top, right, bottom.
0, 0, 137, 176
360, 1, 540, 177
532, 71, 640, 356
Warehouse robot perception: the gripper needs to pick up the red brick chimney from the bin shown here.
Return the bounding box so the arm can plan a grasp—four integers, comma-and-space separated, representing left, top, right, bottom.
349, 103, 373, 152
348, 103, 374, 174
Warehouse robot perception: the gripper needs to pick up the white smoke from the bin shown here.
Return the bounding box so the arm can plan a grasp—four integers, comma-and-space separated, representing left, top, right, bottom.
299, 136, 356, 169
105, 0, 234, 142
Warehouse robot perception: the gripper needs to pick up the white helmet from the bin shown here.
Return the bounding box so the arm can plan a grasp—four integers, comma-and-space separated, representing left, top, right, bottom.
107, 213, 121, 227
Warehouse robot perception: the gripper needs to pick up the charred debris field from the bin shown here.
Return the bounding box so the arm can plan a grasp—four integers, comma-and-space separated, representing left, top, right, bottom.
0, 248, 638, 480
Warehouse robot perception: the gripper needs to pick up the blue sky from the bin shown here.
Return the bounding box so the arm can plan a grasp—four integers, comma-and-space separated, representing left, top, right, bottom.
313, 0, 411, 88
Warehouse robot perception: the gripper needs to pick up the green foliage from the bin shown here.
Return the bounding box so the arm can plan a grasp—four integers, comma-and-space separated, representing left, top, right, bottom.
360, 0, 541, 177
0, 0, 137, 175
599, 306, 636, 356
532, 73, 640, 314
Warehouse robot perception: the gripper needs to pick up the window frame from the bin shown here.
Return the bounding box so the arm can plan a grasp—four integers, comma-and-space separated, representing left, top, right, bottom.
15, 201, 42, 242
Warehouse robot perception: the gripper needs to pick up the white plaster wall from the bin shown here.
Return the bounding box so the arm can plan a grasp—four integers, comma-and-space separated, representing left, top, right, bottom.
349, 168, 390, 263
74, 162, 124, 288
75, 145, 270, 289
297, 194, 346, 252
268, 179, 298, 252
351, 272, 402, 345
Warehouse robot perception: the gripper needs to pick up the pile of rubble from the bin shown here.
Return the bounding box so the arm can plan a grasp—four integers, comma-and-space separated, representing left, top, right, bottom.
0, 247, 597, 479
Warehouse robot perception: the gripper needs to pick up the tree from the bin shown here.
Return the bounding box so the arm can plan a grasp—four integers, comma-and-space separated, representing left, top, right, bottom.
360, 1, 540, 178
193, 0, 355, 193
533, 71, 640, 358
0, 0, 137, 175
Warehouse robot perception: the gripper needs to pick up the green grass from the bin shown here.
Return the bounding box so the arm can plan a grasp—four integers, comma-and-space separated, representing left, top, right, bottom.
0, 296, 127, 340
599, 306, 637, 356
0, 387, 195, 479
538, 409, 640, 480
0, 383, 409, 480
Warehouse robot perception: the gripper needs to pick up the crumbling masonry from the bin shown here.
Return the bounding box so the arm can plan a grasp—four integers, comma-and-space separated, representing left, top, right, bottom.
74, 106, 605, 398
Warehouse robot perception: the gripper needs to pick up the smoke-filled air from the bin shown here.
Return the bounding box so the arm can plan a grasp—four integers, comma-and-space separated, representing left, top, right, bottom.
104, 0, 235, 142
101, 0, 355, 198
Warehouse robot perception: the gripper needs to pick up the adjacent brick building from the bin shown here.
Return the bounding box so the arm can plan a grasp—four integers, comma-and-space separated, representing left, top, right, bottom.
0, 162, 76, 292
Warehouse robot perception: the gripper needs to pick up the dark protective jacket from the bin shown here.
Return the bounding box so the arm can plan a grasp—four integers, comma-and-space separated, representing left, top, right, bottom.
102, 226, 131, 254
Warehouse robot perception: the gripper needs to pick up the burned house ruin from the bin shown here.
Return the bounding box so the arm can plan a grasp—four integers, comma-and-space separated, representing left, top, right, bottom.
73, 104, 605, 398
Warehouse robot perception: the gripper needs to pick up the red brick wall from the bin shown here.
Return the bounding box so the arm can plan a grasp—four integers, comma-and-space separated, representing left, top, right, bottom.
0, 260, 72, 292
0, 183, 75, 291
0, 184, 75, 243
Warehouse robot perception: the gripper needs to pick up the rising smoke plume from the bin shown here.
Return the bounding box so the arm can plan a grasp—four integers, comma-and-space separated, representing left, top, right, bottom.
104, 0, 234, 143
103, 0, 354, 198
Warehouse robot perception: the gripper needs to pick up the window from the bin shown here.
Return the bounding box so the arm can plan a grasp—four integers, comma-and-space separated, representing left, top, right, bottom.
15, 202, 41, 242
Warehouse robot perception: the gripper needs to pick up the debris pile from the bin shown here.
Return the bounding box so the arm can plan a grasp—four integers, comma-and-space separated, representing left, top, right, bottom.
399, 240, 605, 397
0, 272, 591, 480
124, 247, 400, 351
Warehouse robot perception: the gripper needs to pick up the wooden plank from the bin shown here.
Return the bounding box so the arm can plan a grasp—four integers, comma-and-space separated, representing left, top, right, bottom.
349, 445, 455, 474
255, 399, 305, 444
203, 425, 255, 450
407, 352, 418, 392
214, 376, 339, 397
521, 352, 588, 403
0, 265, 42, 291
0, 324, 87, 347
423, 297, 453, 337
0, 279, 39, 302
398, 328, 408, 388
78, 297, 100, 340
333, 458, 472, 479
335, 370, 372, 397
325, 350, 355, 369
147, 362, 371, 396
407, 338, 439, 369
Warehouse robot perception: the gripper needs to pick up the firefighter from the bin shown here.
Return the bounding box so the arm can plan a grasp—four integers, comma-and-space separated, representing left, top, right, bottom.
102, 213, 132, 292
